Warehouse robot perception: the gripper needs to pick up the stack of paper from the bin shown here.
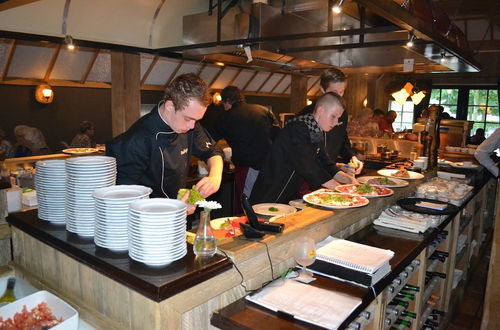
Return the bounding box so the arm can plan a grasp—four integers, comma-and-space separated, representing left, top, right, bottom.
373, 206, 442, 233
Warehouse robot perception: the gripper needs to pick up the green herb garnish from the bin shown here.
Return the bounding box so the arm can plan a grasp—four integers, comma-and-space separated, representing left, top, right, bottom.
378, 177, 396, 185
355, 184, 375, 194
268, 207, 279, 212
177, 185, 205, 204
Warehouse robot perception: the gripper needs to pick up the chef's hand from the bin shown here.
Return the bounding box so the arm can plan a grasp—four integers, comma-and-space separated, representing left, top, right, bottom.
180, 191, 196, 215
334, 171, 360, 185
322, 178, 341, 190
350, 156, 364, 175
195, 174, 222, 198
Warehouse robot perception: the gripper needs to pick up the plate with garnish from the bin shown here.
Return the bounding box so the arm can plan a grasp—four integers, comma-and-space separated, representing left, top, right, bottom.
377, 168, 424, 180
252, 203, 297, 217
303, 191, 369, 209
357, 176, 409, 188
335, 183, 394, 198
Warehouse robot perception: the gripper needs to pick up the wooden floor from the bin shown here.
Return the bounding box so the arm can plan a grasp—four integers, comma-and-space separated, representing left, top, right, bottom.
448, 241, 491, 330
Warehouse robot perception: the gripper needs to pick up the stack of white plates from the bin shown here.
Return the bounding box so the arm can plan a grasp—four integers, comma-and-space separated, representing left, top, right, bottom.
35, 160, 66, 223
93, 185, 152, 251
128, 199, 187, 266
65, 156, 116, 237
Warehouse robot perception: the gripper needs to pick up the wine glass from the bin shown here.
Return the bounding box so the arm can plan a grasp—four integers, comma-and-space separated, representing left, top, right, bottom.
294, 236, 316, 281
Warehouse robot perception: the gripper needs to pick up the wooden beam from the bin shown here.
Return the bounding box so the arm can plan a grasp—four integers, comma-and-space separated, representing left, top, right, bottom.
242, 91, 290, 98
242, 71, 259, 91
208, 66, 224, 89
80, 49, 100, 84
227, 68, 242, 86
140, 56, 159, 86
1, 39, 16, 81
256, 72, 273, 93
196, 63, 207, 76
163, 60, 183, 89
270, 74, 287, 94
0, 78, 111, 88
0, 0, 39, 11
43, 44, 61, 82
307, 77, 321, 93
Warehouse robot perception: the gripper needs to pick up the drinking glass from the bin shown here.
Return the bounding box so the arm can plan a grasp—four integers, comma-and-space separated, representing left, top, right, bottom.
294, 236, 316, 280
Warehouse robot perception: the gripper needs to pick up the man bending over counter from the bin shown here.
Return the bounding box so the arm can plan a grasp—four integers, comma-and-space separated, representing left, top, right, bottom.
250, 92, 358, 204
106, 73, 223, 212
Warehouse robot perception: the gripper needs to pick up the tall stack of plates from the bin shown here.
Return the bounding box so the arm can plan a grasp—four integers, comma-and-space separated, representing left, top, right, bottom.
65, 156, 116, 237
35, 160, 66, 223
93, 185, 152, 251
128, 199, 187, 266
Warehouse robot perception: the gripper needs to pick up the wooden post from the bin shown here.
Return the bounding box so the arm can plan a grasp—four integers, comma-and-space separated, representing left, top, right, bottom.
480, 179, 500, 329
290, 74, 308, 114
111, 52, 141, 137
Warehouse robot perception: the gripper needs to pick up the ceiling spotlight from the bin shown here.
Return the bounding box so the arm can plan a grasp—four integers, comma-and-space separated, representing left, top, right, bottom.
332, 0, 345, 14
65, 35, 75, 51
406, 34, 415, 48
440, 52, 447, 63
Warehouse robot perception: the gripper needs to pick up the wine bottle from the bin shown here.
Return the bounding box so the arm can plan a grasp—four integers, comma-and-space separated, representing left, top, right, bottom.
425, 319, 439, 327
432, 309, 445, 315
348, 321, 361, 330
386, 307, 400, 316
396, 292, 415, 300
389, 299, 409, 308
426, 271, 446, 279
393, 278, 402, 285
400, 311, 417, 318
395, 318, 412, 327
422, 326, 435, 330
405, 265, 415, 272
403, 284, 420, 292
427, 314, 438, 320
0, 278, 16, 303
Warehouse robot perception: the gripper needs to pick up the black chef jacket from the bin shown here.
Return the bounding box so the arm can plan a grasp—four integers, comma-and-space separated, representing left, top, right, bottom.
106, 105, 223, 198
250, 114, 340, 204
298, 104, 354, 162
212, 101, 279, 170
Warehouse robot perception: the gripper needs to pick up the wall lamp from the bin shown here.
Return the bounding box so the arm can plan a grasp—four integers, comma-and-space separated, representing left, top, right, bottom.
332, 0, 345, 14
35, 84, 54, 104
391, 82, 426, 106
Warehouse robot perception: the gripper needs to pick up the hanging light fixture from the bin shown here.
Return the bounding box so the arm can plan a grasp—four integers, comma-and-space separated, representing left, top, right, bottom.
391, 82, 427, 106
440, 52, 447, 63
411, 91, 426, 105
392, 89, 410, 106
406, 33, 415, 48
332, 0, 345, 14
35, 84, 54, 104
65, 35, 75, 51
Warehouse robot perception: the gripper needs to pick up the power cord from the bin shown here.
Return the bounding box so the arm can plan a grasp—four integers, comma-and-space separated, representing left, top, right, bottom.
218, 249, 253, 294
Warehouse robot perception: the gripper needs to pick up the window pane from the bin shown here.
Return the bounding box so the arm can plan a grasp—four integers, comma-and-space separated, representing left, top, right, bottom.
440, 89, 459, 104
485, 123, 500, 137
469, 89, 488, 105
467, 106, 486, 122
430, 89, 441, 103
402, 112, 414, 123
389, 101, 402, 111
488, 90, 499, 106
486, 106, 499, 122
440, 105, 457, 118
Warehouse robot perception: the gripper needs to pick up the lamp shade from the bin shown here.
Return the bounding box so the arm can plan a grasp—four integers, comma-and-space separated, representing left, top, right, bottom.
35, 84, 54, 104
392, 88, 410, 106
411, 91, 426, 105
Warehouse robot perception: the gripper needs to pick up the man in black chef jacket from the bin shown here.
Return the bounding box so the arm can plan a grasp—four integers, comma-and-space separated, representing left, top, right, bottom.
106, 73, 223, 212
250, 92, 358, 204
299, 68, 363, 174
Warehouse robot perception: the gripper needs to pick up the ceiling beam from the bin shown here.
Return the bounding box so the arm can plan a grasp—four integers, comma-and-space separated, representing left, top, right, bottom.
0, 0, 39, 11
227, 68, 242, 86
256, 72, 273, 93
80, 49, 100, 84
307, 77, 321, 93
270, 74, 287, 94
242, 71, 259, 91
208, 66, 224, 88
163, 60, 184, 89
140, 56, 159, 86
43, 44, 61, 82
1, 39, 16, 81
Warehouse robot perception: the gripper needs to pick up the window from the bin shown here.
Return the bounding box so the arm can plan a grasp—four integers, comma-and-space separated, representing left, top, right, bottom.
388, 100, 414, 131
467, 89, 499, 137
429, 88, 459, 118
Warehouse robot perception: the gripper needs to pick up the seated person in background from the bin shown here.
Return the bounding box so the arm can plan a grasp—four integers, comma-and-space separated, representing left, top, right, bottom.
441, 112, 454, 120
212, 86, 279, 210
474, 127, 499, 178
469, 128, 486, 145
13, 125, 31, 157
250, 92, 358, 205
71, 121, 96, 148
347, 108, 379, 137
23, 127, 51, 156
378, 110, 397, 134
0, 129, 13, 158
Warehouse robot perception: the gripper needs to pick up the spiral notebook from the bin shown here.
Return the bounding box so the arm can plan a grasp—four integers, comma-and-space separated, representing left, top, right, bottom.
308, 237, 394, 287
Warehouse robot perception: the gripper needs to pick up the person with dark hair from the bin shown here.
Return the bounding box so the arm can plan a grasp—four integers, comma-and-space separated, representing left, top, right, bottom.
298, 68, 363, 174
199, 92, 225, 137
0, 129, 13, 158
250, 92, 358, 204
106, 73, 224, 212
212, 85, 280, 211
71, 120, 96, 148
469, 128, 486, 145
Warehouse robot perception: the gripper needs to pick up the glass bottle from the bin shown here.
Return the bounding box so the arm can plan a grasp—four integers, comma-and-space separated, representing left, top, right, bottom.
194, 210, 217, 257
0, 278, 16, 303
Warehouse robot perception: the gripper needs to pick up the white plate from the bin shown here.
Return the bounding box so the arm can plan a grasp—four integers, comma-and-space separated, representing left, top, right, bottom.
210, 217, 239, 229
288, 199, 309, 210
357, 176, 409, 188
450, 162, 479, 169
252, 203, 297, 217
377, 169, 424, 180
302, 191, 370, 209
129, 199, 187, 214
93, 185, 152, 200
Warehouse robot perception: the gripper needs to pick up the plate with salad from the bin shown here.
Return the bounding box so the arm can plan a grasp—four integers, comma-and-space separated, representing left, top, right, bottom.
252, 203, 297, 217
357, 175, 409, 188
335, 183, 394, 198
303, 191, 369, 209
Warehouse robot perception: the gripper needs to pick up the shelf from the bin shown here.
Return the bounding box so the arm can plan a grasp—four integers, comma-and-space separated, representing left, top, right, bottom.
459, 215, 473, 234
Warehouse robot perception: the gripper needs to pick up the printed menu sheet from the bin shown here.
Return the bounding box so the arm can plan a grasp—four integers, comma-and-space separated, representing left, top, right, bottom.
246, 279, 361, 329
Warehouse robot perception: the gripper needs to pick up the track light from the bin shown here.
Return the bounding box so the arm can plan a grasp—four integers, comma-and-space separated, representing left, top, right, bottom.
406, 34, 415, 48
65, 35, 75, 51
332, 0, 344, 14
440, 52, 447, 63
